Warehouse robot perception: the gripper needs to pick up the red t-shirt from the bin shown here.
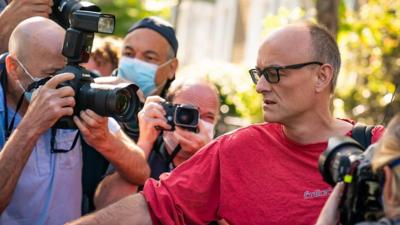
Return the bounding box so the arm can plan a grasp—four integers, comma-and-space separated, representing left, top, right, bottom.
143, 122, 384, 225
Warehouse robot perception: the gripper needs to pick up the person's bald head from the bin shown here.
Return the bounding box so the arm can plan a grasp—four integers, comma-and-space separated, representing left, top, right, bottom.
258, 22, 340, 92
7, 17, 66, 82
8, 16, 65, 70
166, 77, 220, 124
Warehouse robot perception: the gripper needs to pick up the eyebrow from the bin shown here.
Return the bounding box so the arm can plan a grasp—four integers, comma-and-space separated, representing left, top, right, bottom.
123, 45, 134, 51
203, 112, 216, 119
143, 50, 160, 58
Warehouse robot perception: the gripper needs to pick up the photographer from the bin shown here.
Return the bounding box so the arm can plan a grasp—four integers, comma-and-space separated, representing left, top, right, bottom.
107, 17, 179, 141
0, 17, 149, 225
316, 114, 400, 225
93, 77, 220, 209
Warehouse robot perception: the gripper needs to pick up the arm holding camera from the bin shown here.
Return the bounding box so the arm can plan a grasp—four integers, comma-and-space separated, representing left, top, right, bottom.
137, 96, 171, 158
0, 0, 53, 53
174, 120, 213, 156
73, 109, 150, 185
92, 96, 169, 209
315, 182, 344, 225
0, 72, 75, 212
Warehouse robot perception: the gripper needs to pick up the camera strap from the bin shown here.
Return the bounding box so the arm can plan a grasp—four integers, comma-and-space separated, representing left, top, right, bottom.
166, 144, 181, 165
351, 124, 375, 150
5, 92, 25, 139
50, 127, 80, 153
0, 54, 9, 139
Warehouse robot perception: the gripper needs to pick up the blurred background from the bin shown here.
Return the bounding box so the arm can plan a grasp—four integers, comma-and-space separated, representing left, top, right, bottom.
92, 0, 400, 135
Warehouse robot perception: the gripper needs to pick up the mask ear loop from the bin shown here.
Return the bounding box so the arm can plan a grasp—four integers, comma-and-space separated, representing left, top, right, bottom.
5, 76, 52, 140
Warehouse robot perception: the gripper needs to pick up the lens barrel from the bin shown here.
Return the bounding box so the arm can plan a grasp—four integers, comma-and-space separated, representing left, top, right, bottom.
318, 136, 364, 186
78, 83, 140, 122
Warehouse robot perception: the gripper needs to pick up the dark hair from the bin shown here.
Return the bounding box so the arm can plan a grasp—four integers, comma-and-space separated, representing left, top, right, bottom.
308, 23, 341, 93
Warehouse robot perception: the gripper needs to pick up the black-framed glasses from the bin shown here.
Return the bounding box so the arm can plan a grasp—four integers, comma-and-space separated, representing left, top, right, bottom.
249, 61, 323, 84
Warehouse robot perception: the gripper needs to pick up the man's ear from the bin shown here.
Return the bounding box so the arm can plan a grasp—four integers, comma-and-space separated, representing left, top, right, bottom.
167, 58, 178, 80
315, 64, 333, 93
5, 55, 20, 79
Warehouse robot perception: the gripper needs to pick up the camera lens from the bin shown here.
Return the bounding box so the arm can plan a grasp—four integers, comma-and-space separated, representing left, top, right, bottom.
175, 105, 199, 128
115, 90, 130, 115
176, 108, 195, 124
77, 83, 141, 122
318, 136, 364, 186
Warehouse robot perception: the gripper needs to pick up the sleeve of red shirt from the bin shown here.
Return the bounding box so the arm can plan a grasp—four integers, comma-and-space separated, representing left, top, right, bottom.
371, 125, 385, 144
142, 137, 223, 225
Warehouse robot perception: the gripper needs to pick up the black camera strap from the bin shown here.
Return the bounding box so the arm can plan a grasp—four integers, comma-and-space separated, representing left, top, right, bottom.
5, 78, 46, 139
0, 54, 9, 139
6, 93, 24, 139
166, 144, 181, 165
50, 127, 80, 153
351, 124, 375, 150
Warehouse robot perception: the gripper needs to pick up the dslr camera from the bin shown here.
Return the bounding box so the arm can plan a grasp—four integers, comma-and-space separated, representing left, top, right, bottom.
161, 102, 199, 132
318, 136, 384, 225
44, 0, 141, 128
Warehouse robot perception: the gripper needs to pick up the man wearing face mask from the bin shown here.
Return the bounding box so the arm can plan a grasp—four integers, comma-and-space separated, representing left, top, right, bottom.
0, 17, 150, 224
93, 77, 220, 209
115, 17, 179, 141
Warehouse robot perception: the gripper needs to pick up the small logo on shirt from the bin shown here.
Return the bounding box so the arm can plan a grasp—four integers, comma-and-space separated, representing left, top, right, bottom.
304, 187, 332, 200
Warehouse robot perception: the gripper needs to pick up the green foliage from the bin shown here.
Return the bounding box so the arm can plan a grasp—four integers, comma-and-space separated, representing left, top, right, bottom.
259, 1, 400, 125
262, 7, 315, 36
92, 0, 171, 37
336, 0, 400, 124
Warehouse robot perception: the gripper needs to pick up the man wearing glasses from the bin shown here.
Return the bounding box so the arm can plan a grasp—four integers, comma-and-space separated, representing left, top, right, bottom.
68, 23, 384, 225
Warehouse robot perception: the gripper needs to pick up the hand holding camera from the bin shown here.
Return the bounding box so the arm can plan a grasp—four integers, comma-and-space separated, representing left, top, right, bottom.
137, 96, 171, 155
315, 182, 345, 225
172, 120, 213, 157
318, 136, 384, 224
22, 72, 75, 136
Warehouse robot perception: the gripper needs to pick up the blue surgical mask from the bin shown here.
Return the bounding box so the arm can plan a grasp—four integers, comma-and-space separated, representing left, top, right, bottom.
117, 57, 158, 97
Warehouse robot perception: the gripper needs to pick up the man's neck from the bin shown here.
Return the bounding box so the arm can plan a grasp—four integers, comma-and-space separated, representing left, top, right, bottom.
282, 110, 352, 145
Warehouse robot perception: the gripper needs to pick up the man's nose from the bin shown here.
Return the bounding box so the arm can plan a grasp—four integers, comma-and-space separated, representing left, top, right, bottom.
256, 75, 272, 93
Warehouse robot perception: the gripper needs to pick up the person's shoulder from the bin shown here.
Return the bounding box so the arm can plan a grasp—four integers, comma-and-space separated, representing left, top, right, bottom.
216, 122, 279, 143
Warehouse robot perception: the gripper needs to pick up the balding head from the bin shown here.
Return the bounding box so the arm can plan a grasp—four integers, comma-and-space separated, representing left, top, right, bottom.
258, 22, 340, 92
5, 17, 66, 93
258, 23, 313, 67
166, 77, 220, 124
9, 17, 65, 67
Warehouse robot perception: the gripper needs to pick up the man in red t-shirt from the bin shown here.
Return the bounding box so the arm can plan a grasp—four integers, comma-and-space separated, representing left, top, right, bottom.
67, 22, 384, 225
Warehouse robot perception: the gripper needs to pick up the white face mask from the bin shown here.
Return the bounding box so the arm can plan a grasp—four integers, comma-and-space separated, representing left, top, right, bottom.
15, 58, 41, 101
15, 58, 41, 83
162, 120, 215, 154
202, 120, 215, 139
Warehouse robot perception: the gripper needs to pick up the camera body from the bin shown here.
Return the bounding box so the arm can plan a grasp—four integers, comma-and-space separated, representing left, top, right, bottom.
44, 0, 142, 129
53, 66, 141, 128
161, 102, 199, 132
318, 136, 384, 225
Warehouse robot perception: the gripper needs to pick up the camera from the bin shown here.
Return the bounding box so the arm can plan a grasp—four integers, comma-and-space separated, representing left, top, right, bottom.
45, 0, 142, 128
161, 102, 199, 132
318, 136, 384, 225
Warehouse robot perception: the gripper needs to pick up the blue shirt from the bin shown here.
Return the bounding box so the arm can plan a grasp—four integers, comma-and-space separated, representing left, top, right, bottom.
0, 0, 7, 13
0, 85, 83, 225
